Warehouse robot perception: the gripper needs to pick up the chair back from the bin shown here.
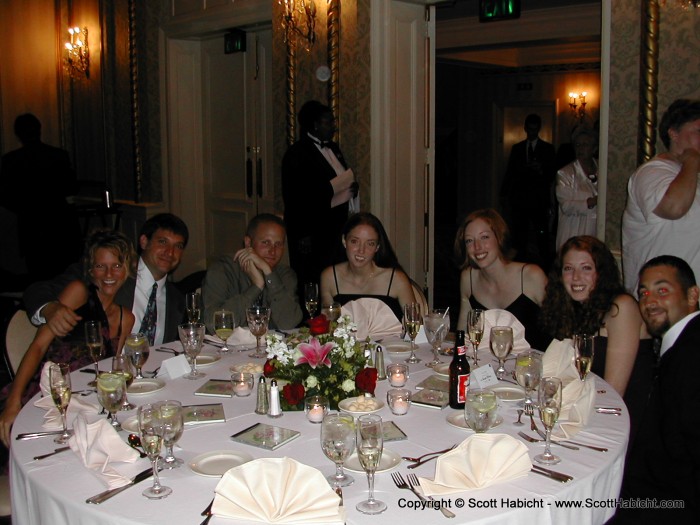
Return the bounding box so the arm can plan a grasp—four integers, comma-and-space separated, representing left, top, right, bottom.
3, 309, 37, 379
410, 279, 429, 316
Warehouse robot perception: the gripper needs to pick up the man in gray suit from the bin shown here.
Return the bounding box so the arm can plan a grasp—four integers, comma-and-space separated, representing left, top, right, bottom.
23, 214, 188, 344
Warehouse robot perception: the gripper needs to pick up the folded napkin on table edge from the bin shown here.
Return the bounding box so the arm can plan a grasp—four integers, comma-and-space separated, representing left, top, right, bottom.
34, 361, 100, 429
340, 298, 403, 342
478, 309, 530, 353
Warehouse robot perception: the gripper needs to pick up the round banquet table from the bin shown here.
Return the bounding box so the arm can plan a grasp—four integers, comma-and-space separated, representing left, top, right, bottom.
10, 339, 629, 525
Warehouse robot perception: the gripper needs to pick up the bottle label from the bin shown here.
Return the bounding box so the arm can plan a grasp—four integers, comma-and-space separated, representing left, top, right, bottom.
457, 373, 470, 403
456, 345, 467, 356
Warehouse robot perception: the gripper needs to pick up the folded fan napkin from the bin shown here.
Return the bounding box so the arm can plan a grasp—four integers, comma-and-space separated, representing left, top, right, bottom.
542, 339, 595, 439
205, 327, 256, 346
213, 457, 345, 524
478, 309, 530, 353
340, 298, 402, 341
419, 434, 531, 496
68, 414, 140, 489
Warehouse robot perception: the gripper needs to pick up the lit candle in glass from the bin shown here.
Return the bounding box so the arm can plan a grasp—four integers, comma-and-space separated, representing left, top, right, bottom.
386, 363, 409, 387
304, 395, 329, 423
231, 372, 254, 397
387, 388, 411, 415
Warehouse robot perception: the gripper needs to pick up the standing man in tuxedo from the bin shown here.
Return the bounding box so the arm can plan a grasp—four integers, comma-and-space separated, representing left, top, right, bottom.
616, 255, 700, 523
23, 213, 188, 345
500, 113, 556, 268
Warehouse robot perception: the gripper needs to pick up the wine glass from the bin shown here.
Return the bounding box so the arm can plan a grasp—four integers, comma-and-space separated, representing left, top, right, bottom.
355, 414, 386, 515
213, 309, 235, 353
321, 302, 342, 323
246, 306, 270, 358
304, 283, 319, 318
463, 389, 498, 433
112, 354, 136, 411
514, 350, 542, 409
320, 413, 355, 487
96, 373, 126, 431
573, 333, 595, 381
423, 309, 448, 367
535, 377, 563, 465
155, 400, 184, 469
178, 322, 206, 380
466, 309, 485, 365
186, 292, 202, 323
138, 403, 172, 499
84, 320, 104, 388
403, 302, 422, 364
124, 332, 149, 379
49, 363, 72, 444
489, 326, 513, 380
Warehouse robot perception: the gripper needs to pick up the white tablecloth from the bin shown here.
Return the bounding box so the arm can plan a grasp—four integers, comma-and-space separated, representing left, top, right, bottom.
10, 341, 628, 525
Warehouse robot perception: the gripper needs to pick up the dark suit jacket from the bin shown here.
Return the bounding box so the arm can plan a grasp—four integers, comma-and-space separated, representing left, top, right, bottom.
501, 138, 556, 211
23, 262, 185, 344
617, 313, 700, 523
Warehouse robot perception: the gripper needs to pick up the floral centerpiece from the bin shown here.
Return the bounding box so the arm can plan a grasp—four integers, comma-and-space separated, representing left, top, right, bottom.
264, 314, 378, 410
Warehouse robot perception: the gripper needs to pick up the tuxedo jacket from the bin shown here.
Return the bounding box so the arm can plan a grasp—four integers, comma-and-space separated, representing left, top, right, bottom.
501, 138, 556, 208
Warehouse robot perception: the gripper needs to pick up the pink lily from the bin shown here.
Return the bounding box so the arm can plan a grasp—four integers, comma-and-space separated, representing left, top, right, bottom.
295, 338, 333, 369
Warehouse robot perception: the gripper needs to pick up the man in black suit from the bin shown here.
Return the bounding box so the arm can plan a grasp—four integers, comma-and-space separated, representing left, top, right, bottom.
23, 213, 188, 344
500, 113, 556, 268
616, 255, 700, 523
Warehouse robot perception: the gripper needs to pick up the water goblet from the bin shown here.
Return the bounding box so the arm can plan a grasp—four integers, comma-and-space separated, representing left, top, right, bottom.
466, 309, 485, 365
304, 282, 319, 318
49, 363, 73, 444
355, 414, 386, 515
423, 309, 448, 367
489, 326, 513, 380
178, 322, 206, 380
573, 333, 595, 381
403, 302, 422, 364
213, 309, 235, 353
84, 320, 104, 388
124, 332, 149, 379
112, 354, 136, 410
138, 403, 172, 499
246, 306, 270, 358
155, 400, 184, 469
463, 389, 498, 433
186, 292, 202, 323
514, 350, 542, 409
320, 413, 355, 487
321, 302, 342, 323
97, 373, 126, 431
534, 377, 563, 465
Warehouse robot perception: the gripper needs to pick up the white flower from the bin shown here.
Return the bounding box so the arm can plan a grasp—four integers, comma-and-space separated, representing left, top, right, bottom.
305, 375, 319, 389
341, 379, 355, 392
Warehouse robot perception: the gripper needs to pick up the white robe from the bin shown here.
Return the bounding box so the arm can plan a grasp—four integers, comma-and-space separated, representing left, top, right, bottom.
555, 159, 598, 250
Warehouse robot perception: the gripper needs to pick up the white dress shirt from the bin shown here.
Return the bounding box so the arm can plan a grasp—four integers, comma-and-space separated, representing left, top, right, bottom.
133, 258, 168, 346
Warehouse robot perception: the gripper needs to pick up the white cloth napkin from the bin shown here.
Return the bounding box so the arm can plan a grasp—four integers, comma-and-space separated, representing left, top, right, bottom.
542, 339, 596, 439
213, 457, 345, 524
68, 414, 140, 489
478, 309, 530, 353
340, 298, 402, 341
33, 362, 100, 429
419, 434, 531, 496
206, 328, 256, 346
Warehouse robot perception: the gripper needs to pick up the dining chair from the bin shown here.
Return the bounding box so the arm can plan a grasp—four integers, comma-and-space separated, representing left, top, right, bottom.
409, 279, 429, 317
2, 308, 37, 380
0, 474, 10, 521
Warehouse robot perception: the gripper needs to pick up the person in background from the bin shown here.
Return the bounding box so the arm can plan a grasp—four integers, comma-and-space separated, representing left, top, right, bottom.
202, 214, 302, 332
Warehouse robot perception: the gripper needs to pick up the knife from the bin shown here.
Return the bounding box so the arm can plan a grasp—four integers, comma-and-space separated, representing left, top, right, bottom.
34, 446, 71, 460
531, 465, 573, 483
16, 430, 65, 440
532, 429, 579, 451
86, 467, 154, 504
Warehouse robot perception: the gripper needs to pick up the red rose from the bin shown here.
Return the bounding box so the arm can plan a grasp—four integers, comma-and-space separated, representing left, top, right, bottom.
282, 383, 306, 406
307, 315, 331, 335
355, 367, 378, 395
263, 359, 276, 377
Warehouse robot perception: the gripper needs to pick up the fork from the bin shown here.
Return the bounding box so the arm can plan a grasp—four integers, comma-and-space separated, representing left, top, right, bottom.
156, 347, 181, 356
392, 473, 433, 507
518, 431, 579, 450
402, 445, 456, 463
524, 403, 538, 432
407, 474, 456, 518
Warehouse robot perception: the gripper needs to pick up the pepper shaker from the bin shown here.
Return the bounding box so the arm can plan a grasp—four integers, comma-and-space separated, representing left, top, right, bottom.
268, 379, 282, 418
375, 346, 386, 380
255, 376, 269, 415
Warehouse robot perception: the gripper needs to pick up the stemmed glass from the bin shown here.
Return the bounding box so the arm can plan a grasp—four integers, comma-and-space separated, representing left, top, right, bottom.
49, 363, 72, 444
84, 320, 104, 388
403, 303, 422, 364
247, 306, 270, 358
466, 309, 485, 365
423, 309, 448, 367
97, 373, 126, 431
112, 354, 136, 410
138, 403, 172, 499
155, 400, 184, 469
186, 292, 202, 323
489, 326, 513, 380
535, 377, 563, 465
320, 413, 355, 488
304, 283, 319, 318
178, 322, 206, 380
213, 309, 234, 353
355, 414, 386, 515
124, 332, 149, 379
514, 350, 542, 409
321, 302, 342, 323
573, 333, 595, 381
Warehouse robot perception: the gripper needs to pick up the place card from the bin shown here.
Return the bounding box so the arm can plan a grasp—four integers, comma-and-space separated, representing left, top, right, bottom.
194, 379, 234, 397
230, 423, 301, 451
158, 354, 191, 379
183, 403, 226, 425
470, 363, 499, 389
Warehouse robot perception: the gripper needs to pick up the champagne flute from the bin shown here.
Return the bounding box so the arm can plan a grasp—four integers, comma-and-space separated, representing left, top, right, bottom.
466, 309, 485, 365
535, 377, 563, 465
573, 333, 595, 381
423, 309, 448, 367
124, 332, 149, 379
112, 354, 136, 410
321, 302, 342, 323
403, 302, 422, 364
213, 309, 234, 353
246, 306, 270, 358
514, 350, 542, 409
320, 413, 355, 487
178, 322, 205, 380
304, 283, 319, 318
84, 320, 104, 388
97, 373, 126, 431
49, 363, 72, 444
489, 326, 513, 380
186, 292, 202, 323
138, 403, 172, 499
355, 414, 386, 515
155, 400, 184, 469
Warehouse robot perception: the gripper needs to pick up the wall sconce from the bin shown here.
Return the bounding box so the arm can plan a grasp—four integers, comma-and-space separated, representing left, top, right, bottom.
64, 26, 89, 78
661, 0, 700, 9
569, 91, 587, 119
279, 0, 317, 51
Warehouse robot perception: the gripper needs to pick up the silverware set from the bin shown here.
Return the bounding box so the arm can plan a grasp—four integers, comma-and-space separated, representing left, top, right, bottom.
391, 472, 455, 518
401, 444, 456, 469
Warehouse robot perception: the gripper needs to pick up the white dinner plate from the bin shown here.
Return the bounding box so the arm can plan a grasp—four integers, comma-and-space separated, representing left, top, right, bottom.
433, 363, 450, 377
128, 378, 166, 395
344, 449, 401, 473
121, 416, 139, 433
189, 450, 254, 477
446, 412, 503, 431
488, 385, 525, 402
195, 354, 221, 367
383, 341, 412, 353
338, 398, 385, 415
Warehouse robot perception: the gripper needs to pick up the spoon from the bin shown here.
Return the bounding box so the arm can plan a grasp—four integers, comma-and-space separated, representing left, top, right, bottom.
514, 409, 524, 426
127, 434, 148, 458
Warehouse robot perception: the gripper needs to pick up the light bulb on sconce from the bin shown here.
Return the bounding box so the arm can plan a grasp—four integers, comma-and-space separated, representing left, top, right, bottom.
64, 26, 89, 79
568, 91, 588, 120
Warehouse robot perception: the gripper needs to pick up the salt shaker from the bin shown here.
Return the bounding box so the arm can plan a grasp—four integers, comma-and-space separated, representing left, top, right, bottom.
255, 376, 269, 415
375, 346, 386, 380
268, 379, 282, 418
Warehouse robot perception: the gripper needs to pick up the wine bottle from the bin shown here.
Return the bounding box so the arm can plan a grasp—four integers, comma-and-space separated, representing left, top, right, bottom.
449, 330, 470, 409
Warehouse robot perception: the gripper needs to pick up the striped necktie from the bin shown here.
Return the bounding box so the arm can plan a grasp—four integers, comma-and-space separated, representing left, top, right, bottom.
139, 283, 158, 345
